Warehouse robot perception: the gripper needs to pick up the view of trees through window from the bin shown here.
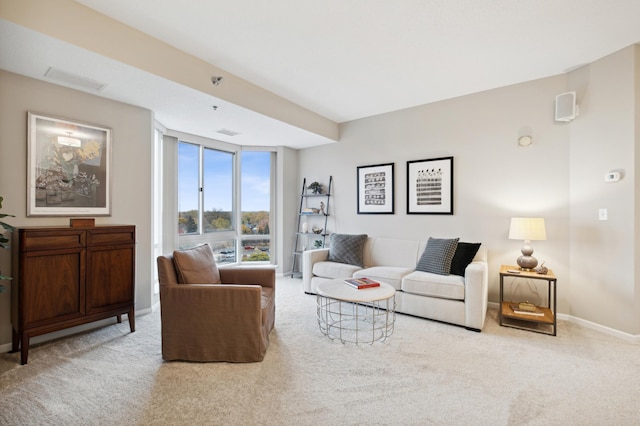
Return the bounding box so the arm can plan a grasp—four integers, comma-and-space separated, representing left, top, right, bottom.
240, 151, 271, 262
177, 142, 271, 264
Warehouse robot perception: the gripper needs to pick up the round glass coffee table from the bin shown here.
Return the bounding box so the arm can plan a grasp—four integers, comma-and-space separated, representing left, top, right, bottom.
316, 279, 396, 344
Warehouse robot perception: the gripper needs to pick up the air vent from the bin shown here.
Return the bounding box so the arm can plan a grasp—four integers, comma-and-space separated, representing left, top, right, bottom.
44, 67, 107, 92
217, 128, 242, 137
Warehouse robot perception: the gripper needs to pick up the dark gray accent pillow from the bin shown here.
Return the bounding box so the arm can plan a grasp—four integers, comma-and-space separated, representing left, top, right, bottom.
449, 242, 481, 277
327, 234, 368, 267
416, 237, 460, 275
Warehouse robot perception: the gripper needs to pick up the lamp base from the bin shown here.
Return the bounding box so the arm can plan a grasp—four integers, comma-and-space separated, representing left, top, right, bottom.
516, 255, 538, 270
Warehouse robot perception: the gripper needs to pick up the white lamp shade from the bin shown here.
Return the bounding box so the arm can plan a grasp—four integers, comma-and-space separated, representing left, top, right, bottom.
508, 218, 546, 241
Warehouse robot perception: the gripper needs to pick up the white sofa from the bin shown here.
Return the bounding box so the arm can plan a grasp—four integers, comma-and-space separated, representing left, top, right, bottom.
302, 237, 489, 331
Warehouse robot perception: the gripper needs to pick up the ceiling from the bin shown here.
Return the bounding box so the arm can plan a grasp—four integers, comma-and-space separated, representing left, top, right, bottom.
2, 1, 640, 149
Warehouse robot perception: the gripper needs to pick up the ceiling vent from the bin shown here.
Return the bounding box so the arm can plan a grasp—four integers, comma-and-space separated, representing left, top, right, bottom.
44, 67, 107, 92
217, 128, 242, 137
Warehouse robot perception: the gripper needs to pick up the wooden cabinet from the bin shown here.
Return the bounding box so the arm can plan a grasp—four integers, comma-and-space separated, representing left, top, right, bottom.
11, 225, 136, 364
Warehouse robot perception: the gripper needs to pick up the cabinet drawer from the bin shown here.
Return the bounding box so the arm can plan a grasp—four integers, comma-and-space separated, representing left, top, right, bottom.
87, 226, 136, 246
16, 229, 85, 251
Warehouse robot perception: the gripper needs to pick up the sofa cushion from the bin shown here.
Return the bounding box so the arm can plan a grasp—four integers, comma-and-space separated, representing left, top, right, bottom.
173, 244, 222, 284
402, 271, 465, 300
313, 261, 363, 280
416, 237, 459, 275
450, 242, 482, 276
327, 233, 368, 267
353, 266, 415, 290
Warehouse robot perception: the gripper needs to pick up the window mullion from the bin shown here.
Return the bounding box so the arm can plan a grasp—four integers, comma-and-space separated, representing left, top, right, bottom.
199, 145, 204, 235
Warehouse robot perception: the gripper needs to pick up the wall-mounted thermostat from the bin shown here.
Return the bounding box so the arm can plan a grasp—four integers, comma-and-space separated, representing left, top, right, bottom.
604, 172, 621, 182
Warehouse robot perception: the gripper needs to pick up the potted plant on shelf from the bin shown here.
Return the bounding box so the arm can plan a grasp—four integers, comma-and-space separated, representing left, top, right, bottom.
0, 195, 15, 293
307, 181, 323, 194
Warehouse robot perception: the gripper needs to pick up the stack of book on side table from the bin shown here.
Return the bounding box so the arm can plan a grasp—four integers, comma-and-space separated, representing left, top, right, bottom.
510, 301, 544, 316
344, 277, 380, 289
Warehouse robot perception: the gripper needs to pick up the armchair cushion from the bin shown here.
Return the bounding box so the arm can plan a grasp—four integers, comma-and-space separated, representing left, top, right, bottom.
173, 244, 221, 284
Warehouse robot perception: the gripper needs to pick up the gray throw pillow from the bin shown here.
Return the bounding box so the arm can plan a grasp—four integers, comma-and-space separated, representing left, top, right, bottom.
416, 237, 460, 275
327, 234, 368, 267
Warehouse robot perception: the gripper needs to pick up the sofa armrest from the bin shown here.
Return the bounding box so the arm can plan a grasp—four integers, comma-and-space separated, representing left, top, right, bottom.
219, 267, 276, 290
463, 261, 489, 330
302, 248, 329, 292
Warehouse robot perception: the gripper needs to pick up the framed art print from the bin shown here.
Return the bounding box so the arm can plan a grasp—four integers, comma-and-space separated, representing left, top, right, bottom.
27, 112, 112, 216
406, 156, 453, 215
357, 163, 394, 214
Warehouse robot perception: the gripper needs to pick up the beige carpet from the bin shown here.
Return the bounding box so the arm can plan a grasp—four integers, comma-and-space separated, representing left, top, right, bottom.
1, 277, 639, 425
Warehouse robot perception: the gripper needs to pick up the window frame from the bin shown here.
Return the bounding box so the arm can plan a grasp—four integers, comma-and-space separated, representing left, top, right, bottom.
168, 131, 275, 266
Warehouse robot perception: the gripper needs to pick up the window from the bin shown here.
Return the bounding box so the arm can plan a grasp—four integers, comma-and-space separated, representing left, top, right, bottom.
176, 139, 274, 266
203, 148, 233, 233
240, 151, 271, 263
177, 142, 200, 234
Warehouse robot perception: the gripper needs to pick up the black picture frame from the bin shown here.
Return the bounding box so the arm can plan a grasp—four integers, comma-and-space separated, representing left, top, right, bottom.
357, 163, 394, 214
406, 156, 453, 215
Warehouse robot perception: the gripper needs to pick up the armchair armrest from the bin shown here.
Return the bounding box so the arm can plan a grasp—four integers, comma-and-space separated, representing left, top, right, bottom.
302, 248, 330, 292
161, 284, 262, 324
219, 267, 275, 289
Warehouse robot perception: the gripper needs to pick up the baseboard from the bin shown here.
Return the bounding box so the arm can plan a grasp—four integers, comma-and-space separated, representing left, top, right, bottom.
563, 314, 639, 342
1, 308, 154, 355
487, 301, 639, 342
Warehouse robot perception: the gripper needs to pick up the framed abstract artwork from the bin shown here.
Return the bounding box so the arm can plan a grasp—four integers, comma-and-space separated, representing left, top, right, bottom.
406, 156, 453, 215
27, 112, 112, 216
357, 163, 394, 214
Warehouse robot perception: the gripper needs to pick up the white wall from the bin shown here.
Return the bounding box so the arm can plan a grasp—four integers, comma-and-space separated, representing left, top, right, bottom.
298, 74, 571, 309
636, 46, 640, 335
0, 70, 154, 348
568, 45, 638, 334
296, 47, 639, 336
277, 145, 299, 275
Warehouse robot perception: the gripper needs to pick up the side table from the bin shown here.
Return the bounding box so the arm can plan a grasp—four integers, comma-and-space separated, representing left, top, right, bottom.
499, 265, 557, 336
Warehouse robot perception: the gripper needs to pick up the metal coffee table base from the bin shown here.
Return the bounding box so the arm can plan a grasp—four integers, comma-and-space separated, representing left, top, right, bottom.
317, 292, 396, 344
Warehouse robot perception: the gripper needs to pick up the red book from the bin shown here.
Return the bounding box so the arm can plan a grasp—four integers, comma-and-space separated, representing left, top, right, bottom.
344, 277, 380, 289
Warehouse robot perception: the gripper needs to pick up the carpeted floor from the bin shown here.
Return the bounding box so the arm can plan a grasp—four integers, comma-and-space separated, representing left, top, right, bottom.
1, 277, 639, 425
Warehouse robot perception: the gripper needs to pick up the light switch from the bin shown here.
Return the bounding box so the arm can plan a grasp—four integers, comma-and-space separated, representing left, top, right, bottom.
599, 209, 608, 221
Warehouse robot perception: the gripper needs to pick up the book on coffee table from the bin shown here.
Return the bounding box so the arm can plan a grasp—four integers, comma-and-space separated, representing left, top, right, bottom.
344, 277, 380, 289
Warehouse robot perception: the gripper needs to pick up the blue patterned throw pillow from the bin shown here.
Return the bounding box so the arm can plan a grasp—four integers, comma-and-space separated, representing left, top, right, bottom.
327, 234, 368, 267
416, 237, 460, 275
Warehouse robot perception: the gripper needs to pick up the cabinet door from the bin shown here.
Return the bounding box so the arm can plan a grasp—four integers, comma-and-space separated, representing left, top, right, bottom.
85, 244, 135, 314
21, 248, 85, 327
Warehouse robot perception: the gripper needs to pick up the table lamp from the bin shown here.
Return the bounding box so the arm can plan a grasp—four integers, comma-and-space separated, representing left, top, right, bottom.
508, 217, 546, 270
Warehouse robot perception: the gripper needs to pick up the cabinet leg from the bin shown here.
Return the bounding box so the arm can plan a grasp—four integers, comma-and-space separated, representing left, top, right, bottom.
117, 314, 122, 323
11, 328, 20, 353
20, 334, 30, 365
128, 306, 135, 332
